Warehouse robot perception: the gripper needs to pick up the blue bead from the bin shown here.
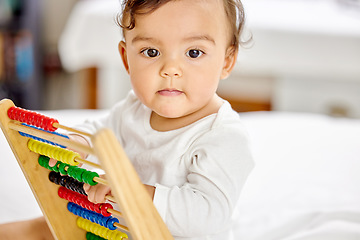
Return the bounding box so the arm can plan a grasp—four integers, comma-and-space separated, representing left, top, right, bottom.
106, 217, 119, 230
20, 123, 69, 148
67, 202, 74, 212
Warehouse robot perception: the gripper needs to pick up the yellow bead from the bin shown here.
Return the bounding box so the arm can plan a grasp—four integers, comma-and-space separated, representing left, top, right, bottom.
76, 217, 128, 240
27, 139, 79, 166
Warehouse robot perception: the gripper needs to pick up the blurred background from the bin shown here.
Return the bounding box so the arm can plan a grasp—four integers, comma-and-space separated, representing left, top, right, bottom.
0, 0, 359, 118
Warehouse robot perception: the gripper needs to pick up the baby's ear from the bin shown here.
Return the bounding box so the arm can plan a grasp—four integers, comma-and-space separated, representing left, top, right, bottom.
220, 46, 238, 80
118, 41, 130, 73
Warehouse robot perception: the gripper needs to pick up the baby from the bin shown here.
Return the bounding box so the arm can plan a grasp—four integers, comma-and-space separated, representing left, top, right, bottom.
80, 0, 254, 239
0, 0, 254, 239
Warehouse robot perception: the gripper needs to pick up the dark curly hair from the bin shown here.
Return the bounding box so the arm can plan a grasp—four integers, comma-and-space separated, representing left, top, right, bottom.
116, 0, 250, 52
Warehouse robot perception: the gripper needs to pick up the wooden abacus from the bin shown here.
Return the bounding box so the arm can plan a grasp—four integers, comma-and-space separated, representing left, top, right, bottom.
0, 98, 174, 240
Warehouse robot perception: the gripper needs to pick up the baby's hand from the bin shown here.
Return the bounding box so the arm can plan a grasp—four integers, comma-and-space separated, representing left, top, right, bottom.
83, 175, 111, 204
48, 134, 89, 167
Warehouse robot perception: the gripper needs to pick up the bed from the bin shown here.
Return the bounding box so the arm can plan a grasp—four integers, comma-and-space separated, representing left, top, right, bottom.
1, 109, 359, 239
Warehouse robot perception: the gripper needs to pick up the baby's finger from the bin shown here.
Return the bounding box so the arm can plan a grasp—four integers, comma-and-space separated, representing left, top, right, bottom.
48, 158, 57, 167
87, 188, 96, 203
83, 183, 91, 194
86, 185, 111, 204
93, 187, 110, 204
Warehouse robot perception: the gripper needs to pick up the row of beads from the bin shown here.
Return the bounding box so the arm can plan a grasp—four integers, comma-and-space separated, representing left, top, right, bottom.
28, 139, 80, 166
39, 155, 98, 185
68, 202, 119, 230
59, 187, 112, 217
8, 106, 58, 131
86, 232, 106, 240
49, 171, 87, 196
19, 123, 69, 148
77, 217, 128, 240
7, 106, 128, 239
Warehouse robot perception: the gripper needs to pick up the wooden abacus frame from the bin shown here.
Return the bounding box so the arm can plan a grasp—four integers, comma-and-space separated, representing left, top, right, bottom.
0, 99, 174, 240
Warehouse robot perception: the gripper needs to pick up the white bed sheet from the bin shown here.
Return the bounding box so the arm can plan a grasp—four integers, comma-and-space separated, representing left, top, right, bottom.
1, 110, 360, 239
235, 112, 360, 240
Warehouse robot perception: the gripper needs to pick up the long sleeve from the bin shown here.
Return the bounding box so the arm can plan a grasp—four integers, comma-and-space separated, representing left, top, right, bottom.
72, 92, 254, 239
153, 126, 254, 237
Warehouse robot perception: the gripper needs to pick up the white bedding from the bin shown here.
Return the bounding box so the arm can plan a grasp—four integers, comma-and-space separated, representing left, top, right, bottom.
1, 110, 360, 240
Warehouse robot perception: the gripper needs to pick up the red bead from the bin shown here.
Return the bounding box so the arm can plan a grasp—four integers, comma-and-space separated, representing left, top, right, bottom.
80, 198, 88, 209
47, 119, 59, 132
100, 203, 113, 217
7, 106, 59, 131
7, 107, 16, 119
58, 187, 67, 199
93, 203, 102, 213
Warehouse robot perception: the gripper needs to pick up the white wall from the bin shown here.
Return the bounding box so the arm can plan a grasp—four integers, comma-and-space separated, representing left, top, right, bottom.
224, 0, 360, 117
56, 0, 360, 117
40, 0, 79, 51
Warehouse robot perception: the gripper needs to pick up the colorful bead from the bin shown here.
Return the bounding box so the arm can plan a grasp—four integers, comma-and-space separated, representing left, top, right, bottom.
48, 171, 87, 195
38, 155, 99, 185
18, 123, 69, 148
28, 139, 80, 166
77, 217, 128, 240
67, 202, 119, 230
100, 203, 113, 217
86, 232, 106, 240
58, 187, 114, 218
51, 162, 60, 172
82, 171, 99, 186
58, 162, 68, 175
67, 166, 85, 182
7, 106, 59, 131
38, 155, 50, 169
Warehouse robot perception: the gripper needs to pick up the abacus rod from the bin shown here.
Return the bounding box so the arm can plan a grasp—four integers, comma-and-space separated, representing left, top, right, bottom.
10, 121, 104, 169
107, 207, 124, 218
74, 157, 101, 169
8, 121, 95, 155
114, 222, 130, 232
93, 176, 108, 185
53, 122, 92, 138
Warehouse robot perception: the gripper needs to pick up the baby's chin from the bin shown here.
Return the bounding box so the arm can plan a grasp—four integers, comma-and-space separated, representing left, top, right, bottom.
153, 110, 185, 120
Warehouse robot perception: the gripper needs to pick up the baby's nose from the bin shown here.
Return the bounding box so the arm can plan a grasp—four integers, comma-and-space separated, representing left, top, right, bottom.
160, 59, 182, 78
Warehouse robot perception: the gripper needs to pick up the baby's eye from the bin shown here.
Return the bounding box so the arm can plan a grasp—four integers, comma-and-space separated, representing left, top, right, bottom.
186, 49, 204, 58
142, 48, 160, 58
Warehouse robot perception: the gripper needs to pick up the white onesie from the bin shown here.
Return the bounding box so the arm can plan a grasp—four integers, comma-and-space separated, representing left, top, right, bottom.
77, 91, 254, 240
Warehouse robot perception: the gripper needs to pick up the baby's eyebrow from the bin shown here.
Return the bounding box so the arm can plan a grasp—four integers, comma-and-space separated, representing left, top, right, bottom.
131, 36, 160, 44
184, 35, 216, 45
131, 35, 216, 45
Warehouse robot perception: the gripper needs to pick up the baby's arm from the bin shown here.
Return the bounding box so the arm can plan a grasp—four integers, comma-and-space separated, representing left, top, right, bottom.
153, 128, 255, 237
84, 179, 155, 203
48, 132, 156, 204
48, 134, 89, 167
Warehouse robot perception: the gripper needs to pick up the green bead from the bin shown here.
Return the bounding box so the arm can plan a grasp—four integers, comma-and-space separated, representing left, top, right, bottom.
74, 167, 86, 182
86, 232, 106, 240
58, 162, 69, 175
66, 165, 76, 178
51, 161, 61, 172
67, 166, 83, 182
84, 171, 99, 186
38, 155, 50, 169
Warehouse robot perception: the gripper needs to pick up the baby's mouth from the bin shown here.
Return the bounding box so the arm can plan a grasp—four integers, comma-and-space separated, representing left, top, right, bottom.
157, 89, 183, 96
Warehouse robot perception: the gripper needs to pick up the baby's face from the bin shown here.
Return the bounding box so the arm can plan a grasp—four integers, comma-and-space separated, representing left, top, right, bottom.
120, 0, 235, 119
